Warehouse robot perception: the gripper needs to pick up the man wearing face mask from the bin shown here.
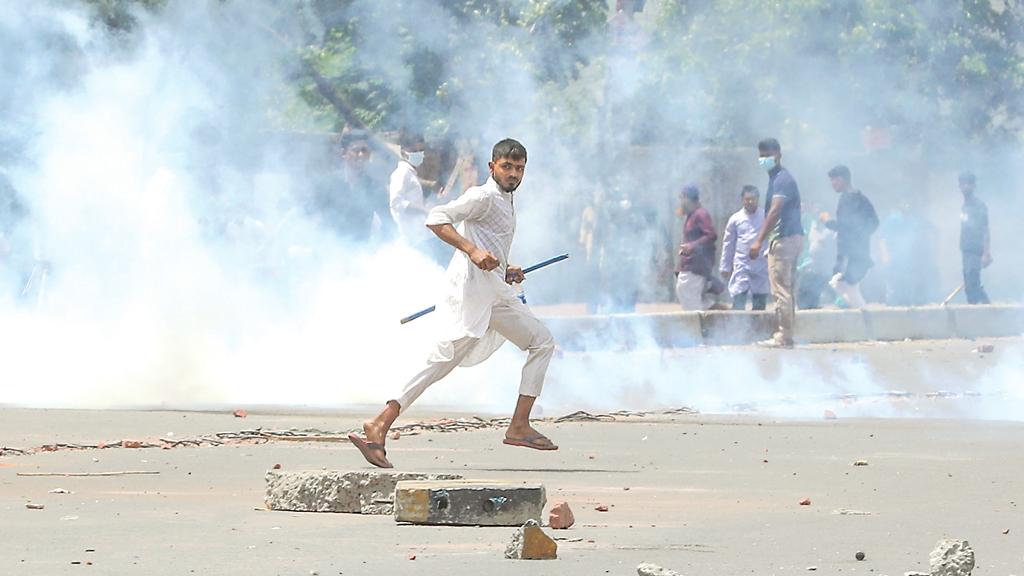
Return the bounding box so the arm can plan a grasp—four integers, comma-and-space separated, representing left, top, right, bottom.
749, 138, 804, 348
389, 133, 431, 247
349, 139, 559, 468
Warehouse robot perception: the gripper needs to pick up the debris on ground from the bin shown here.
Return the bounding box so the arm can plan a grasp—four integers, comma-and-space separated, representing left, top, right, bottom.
504, 519, 557, 560
48, 488, 72, 494
856, 551, 866, 561
930, 538, 975, 576
799, 498, 811, 506
595, 504, 609, 512
853, 460, 869, 466
637, 562, 683, 576
390, 431, 401, 440
121, 440, 142, 449
548, 502, 575, 529
0, 409, 698, 458
25, 503, 44, 510
833, 508, 872, 516
233, 409, 248, 418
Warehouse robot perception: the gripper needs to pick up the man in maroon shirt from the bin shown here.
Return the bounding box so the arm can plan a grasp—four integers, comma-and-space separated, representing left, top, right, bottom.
675, 184, 717, 310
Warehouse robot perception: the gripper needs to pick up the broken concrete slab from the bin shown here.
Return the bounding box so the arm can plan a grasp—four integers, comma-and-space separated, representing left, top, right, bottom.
264, 470, 462, 514
930, 539, 975, 576
394, 480, 545, 526
504, 519, 557, 560
637, 562, 683, 576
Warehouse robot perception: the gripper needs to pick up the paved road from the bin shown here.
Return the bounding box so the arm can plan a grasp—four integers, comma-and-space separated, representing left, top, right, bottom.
2, 338, 1023, 575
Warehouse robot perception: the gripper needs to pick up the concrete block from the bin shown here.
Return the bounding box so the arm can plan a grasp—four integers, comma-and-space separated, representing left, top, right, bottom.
795, 309, 870, 343
646, 312, 703, 348
265, 470, 462, 514
394, 480, 545, 526
948, 304, 1024, 339
504, 519, 557, 560
700, 310, 774, 345
929, 539, 975, 576
543, 312, 702, 350
865, 306, 955, 341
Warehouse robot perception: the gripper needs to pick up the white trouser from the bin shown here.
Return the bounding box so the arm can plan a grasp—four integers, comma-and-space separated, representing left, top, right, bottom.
830, 273, 866, 308
675, 272, 710, 311
395, 301, 555, 412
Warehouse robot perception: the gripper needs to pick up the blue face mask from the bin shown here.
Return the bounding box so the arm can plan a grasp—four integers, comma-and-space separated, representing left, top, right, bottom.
406, 151, 425, 167
759, 156, 777, 172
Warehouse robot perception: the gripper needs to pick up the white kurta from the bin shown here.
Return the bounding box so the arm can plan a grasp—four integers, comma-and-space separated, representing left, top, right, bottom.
424, 177, 518, 366
389, 161, 428, 243
719, 208, 770, 297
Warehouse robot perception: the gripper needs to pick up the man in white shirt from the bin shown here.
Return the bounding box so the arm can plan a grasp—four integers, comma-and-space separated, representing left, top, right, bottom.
720, 185, 769, 310
388, 134, 430, 246
350, 139, 558, 468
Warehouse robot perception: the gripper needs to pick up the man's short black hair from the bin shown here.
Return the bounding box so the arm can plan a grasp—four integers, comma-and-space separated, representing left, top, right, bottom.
828, 165, 851, 181
741, 185, 759, 197
959, 171, 976, 184
757, 138, 781, 153
680, 184, 700, 202
340, 129, 371, 151
399, 131, 424, 150
492, 138, 527, 162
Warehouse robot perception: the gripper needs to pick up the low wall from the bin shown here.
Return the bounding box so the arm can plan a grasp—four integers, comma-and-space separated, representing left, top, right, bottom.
541, 305, 1023, 350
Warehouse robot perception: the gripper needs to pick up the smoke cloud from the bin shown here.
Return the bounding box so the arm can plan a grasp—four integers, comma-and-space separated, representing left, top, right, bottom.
0, 1, 1020, 419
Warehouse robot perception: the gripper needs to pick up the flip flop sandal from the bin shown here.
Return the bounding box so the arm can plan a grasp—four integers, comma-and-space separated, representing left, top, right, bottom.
503, 434, 559, 451
348, 433, 394, 468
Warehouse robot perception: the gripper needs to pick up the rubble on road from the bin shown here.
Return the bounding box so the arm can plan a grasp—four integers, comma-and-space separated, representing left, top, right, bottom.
637, 562, 683, 576
930, 539, 975, 576
394, 480, 545, 526
265, 470, 462, 514
548, 501, 575, 529
504, 519, 557, 560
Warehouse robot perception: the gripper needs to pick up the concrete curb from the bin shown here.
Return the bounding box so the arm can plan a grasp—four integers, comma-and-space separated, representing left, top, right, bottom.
541, 305, 1022, 349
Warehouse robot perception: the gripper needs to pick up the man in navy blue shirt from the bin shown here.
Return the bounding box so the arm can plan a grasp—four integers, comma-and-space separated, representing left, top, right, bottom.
749, 138, 804, 348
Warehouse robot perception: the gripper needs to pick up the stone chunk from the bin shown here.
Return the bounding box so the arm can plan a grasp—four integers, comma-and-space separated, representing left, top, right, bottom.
929, 539, 975, 576
395, 480, 545, 526
265, 470, 462, 514
637, 562, 683, 576
504, 519, 557, 560
548, 501, 575, 529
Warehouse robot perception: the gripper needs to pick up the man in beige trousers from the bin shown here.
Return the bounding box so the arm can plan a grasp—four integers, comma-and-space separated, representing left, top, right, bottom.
749, 138, 805, 348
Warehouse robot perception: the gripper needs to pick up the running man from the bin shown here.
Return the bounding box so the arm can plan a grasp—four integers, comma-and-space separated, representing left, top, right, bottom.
349, 138, 558, 468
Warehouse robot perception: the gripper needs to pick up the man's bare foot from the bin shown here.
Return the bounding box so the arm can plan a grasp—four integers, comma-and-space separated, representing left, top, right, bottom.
503, 424, 558, 451
348, 420, 393, 468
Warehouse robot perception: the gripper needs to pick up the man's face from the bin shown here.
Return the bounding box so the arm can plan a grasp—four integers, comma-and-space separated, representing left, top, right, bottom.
679, 195, 695, 214
960, 180, 975, 196
489, 156, 527, 192
758, 149, 780, 162
830, 176, 848, 193
742, 192, 759, 213
342, 140, 372, 171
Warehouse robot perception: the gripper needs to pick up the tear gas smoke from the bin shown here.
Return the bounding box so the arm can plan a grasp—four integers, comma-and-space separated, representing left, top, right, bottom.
0, 1, 1020, 420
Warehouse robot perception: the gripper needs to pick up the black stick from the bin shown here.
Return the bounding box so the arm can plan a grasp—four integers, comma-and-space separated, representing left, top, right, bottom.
399, 253, 569, 324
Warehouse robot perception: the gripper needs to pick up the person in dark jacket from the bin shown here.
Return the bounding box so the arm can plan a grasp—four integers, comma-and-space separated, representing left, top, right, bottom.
824, 165, 878, 308
958, 171, 991, 304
